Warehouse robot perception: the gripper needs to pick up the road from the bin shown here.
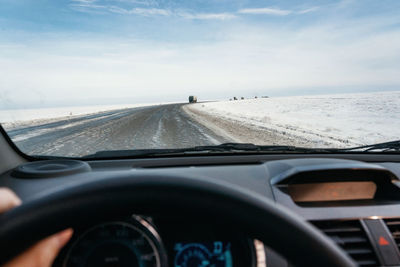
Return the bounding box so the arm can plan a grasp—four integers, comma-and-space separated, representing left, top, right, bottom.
7, 104, 229, 157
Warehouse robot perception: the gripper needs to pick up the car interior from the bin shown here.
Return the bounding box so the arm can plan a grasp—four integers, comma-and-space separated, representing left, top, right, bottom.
1, 1, 399, 267
1, 126, 400, 267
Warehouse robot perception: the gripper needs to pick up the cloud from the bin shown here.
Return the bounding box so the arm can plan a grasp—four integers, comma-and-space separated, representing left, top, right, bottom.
69, 0, 321, 19
70, 1, 171, 16
69, 0, 109, 13
109, 6, 171, 16
111, 0, 157, 6
2, 0, 399, 106
297, 7, 319, 14
70, 1, 235, 20
69, 1, 321, 19
71, 0, 96, 3
180, 12, 236, 20
2, 15, 399, 105
237, 6, 320, 16
106, 6, 234, 19
69, 2, 110, 14
238, 7, 292, 16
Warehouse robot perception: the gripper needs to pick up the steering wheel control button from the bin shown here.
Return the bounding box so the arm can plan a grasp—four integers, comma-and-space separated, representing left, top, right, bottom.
363, 219, 400, 266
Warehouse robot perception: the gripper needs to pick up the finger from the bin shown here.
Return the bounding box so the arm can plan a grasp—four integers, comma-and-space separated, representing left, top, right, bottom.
3, 228, 73, 267
0, 188, 21, 213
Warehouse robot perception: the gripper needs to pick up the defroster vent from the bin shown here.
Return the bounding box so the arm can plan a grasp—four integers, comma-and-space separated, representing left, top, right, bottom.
312, 220, 378, 266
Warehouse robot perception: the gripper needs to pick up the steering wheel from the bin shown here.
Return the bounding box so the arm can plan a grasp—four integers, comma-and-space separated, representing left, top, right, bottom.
0, 174, 355, 267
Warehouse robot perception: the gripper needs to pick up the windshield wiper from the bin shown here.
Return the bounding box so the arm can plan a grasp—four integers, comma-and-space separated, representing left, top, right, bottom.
79, 140, 400, 159
335, 140, 400, 152
214, 140, 400, 153
80, 143, 337, 159
181, 143, 333, 153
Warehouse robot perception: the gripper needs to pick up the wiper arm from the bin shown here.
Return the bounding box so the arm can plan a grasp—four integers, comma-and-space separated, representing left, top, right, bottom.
336, 140, 400, 152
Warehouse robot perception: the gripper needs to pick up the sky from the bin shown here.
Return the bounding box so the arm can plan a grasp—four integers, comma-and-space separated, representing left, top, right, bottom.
0, 0, 399, 109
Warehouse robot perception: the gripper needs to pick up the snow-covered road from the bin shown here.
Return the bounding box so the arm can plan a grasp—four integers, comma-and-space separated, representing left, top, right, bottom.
2, 104, 228, 157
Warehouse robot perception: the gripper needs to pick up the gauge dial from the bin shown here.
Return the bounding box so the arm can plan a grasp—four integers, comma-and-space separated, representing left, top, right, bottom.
174, 242, 233, 267
64, 219, 167, 267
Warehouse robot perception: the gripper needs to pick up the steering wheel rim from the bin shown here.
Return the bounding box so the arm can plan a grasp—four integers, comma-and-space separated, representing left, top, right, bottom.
0, 174, 356, 267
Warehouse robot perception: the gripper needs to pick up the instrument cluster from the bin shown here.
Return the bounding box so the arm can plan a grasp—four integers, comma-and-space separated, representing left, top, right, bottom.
59, 215, 260, 267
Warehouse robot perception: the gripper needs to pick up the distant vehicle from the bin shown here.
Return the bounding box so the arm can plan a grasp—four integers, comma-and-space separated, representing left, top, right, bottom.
188, 96, 197, 103
233, 97, 238, 100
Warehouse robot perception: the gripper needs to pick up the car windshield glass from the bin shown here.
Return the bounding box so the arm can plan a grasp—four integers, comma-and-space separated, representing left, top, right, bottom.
0, 0, 399, 158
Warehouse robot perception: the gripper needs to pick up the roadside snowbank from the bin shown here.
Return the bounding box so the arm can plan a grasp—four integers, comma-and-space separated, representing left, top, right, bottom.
185, 91, 400, 147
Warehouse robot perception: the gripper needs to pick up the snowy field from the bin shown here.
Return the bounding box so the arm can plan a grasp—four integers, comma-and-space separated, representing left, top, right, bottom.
186, 91, 400, 147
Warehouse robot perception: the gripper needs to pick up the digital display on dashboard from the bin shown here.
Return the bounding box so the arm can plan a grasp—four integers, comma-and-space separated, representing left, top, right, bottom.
288, 181, 377, 202
173, 241, 233, 267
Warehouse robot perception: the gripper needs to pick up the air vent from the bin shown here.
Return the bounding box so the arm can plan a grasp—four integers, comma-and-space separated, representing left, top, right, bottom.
312, 220, 378, 266
384, 218, 400, 250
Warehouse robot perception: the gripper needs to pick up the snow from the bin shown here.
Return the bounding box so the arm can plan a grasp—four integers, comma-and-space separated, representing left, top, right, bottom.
2, 92, 399, 149
186, 91, 400, 147
0, 102, 177, 129
9, 109, 126, 142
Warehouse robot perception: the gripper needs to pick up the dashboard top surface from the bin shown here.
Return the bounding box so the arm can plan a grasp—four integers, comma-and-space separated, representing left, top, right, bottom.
1, 156, 400, 221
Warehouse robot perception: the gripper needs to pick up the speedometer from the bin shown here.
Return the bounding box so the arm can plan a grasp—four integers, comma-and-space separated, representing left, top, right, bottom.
63, 218, 167, 267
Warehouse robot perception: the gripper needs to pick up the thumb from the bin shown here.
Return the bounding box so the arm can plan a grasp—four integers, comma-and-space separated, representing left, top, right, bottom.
3, 228, 73, 267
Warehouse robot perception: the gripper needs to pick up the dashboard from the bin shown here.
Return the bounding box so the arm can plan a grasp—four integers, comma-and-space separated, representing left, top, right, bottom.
1, 155, 400, 266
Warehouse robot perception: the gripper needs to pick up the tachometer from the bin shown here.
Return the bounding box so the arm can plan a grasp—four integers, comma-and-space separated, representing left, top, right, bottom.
64, 218, 167, 267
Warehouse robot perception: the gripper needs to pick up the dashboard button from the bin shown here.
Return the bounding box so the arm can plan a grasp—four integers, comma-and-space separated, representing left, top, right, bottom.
363, 219, 400, 266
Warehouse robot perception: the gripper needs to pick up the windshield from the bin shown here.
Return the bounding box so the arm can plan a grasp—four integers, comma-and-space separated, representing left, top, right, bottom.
1, 0, 399, 157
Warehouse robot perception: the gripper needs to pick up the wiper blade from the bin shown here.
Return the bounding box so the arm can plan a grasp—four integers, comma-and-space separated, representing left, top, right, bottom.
82, 148, 190, 158
336, 140, 400, 152
187, 143, 330, 152
81, 140, 400, 159
81, 143, 336, 158
218, 141, 400, 153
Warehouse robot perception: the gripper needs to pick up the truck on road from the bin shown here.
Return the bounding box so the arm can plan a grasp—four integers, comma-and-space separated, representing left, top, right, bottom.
189, 96, 198, 103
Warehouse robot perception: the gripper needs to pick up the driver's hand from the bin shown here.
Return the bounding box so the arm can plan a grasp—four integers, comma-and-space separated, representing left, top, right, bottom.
0, 188, 73, 267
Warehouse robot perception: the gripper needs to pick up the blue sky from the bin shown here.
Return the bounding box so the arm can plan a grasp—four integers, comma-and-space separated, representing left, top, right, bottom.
0, 0, 400, 108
